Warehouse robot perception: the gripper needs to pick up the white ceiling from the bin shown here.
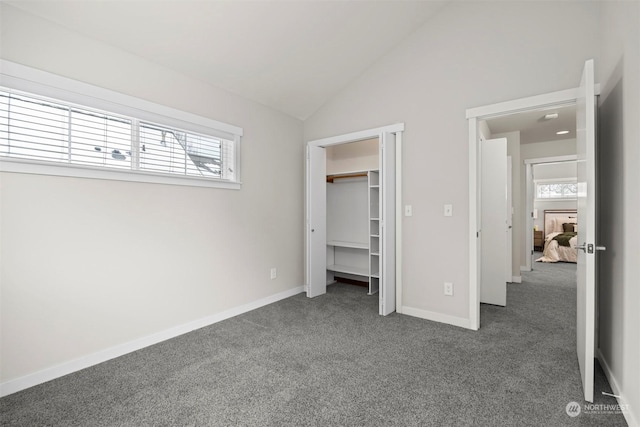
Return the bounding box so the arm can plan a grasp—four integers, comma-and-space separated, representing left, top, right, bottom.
486, 104, 577, 144
7, 1, 448, 120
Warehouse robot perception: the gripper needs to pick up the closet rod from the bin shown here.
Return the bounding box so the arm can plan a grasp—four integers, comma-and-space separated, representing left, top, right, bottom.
326, 172, 368, 183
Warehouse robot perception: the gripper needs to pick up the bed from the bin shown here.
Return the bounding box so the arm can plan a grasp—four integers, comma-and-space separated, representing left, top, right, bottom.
536, 209, 578, 263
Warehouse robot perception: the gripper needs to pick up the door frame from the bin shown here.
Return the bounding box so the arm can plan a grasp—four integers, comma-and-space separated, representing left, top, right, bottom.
523, 155, 578, 272
466, 85, 599, 330
305, 123, 404, 312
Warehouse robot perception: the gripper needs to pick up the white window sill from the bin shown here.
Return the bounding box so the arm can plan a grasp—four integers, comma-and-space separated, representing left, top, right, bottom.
0, 158, 242, 190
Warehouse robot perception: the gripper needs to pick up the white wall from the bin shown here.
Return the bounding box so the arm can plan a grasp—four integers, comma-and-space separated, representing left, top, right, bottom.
326, 138, 379, 175
597, 1, 640, 424
0, 4, 304, 386
304, 1, 600, 322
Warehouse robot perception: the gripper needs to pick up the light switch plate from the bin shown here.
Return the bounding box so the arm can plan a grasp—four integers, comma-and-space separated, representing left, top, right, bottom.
444, 204, 453, 217
405, 205, 413, 217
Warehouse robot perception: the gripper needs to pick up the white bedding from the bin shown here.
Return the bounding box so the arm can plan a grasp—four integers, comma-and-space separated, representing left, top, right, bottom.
536, 232, 577, 263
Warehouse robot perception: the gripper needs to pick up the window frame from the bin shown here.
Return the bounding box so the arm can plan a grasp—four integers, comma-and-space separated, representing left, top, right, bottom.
0, 60, 243, 190
534, 178, 578, 201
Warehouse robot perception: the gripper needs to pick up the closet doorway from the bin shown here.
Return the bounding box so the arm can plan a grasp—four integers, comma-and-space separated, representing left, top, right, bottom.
306, 124, 404, 316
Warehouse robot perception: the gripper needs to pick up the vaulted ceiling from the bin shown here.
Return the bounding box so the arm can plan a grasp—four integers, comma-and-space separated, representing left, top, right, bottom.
7, 1, 449, 120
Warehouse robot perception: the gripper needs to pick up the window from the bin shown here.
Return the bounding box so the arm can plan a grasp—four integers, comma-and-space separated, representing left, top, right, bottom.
0, 89, 238, 184
535, 180, 577, 200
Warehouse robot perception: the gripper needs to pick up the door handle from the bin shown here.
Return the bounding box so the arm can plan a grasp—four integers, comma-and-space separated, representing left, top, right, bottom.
576, 243, 606, 254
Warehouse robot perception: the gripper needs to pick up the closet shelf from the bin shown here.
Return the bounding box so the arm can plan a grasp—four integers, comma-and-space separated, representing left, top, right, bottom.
326, 172, 368, 183
327, 264, 369, 277
370, 252, 380, 256
327, 240, 368, 250
371, 217, 380, 221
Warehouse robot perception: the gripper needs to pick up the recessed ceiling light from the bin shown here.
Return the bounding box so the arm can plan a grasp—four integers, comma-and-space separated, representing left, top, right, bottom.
557, 130, 570, 135
544, 113, 559, 120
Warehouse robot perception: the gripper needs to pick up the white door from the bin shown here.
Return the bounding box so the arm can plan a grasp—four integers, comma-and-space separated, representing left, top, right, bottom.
306, 145, 327, 298
576, 59, 599, 403
506, 156, 513, 283
480, 137, 508, 306
380, 132, 396, 315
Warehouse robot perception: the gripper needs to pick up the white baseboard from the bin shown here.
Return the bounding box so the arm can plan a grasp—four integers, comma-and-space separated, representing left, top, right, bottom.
511, 276, 522, 283
401, 306, 471, 330
597, 348, 638, 427
0, 286, 305, 397
520, 266, 531, 272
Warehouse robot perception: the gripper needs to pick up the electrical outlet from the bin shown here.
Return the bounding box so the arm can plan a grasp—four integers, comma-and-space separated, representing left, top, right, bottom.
405, 205, 413, 216
270, 268, 277, 280
444, 282, 453, 296
444, 204, 453, 217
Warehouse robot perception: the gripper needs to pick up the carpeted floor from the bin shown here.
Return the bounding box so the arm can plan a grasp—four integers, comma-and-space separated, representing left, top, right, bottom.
0, 262, 627, 426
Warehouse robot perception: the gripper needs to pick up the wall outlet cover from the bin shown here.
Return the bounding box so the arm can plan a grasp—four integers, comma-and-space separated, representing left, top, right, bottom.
444, 282, 454, 296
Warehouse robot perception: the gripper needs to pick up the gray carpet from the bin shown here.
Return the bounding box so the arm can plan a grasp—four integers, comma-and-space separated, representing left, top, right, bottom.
1, 263, 627, 426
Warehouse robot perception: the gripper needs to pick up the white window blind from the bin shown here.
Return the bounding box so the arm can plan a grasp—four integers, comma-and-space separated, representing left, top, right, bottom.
0, 87, 239, 185
138, 122, 235, 181
535, 181, 577, 199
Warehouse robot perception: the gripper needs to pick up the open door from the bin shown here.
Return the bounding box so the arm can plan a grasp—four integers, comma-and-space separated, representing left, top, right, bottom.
576, 59, 600, 403
306, 145, 327, 298
480, 137, 508, 306
506, 156, 513, 283
380, 132, 396, 315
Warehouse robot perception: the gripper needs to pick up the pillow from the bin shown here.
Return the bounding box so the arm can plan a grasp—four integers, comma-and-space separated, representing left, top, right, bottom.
554, 217, 577, 233
562, 222, 578, 232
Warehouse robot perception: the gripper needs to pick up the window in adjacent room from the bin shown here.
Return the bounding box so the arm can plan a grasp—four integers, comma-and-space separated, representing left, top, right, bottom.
535, 180, 577, 200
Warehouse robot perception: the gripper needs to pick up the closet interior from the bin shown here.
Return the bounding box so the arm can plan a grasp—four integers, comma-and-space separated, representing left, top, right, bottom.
325, 138, 380, 294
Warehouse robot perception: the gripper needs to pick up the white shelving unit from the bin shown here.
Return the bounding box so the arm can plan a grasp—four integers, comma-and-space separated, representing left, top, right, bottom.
325, 170, 381, 295
368, 170, 380, 295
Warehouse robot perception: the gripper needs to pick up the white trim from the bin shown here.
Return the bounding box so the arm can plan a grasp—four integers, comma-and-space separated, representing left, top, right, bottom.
395, 132, 403, 314
0, 286, 304, 397
520, 266, 531, 272
307, 123, 405, 148
511, 276, 522, 283
0, 60, 243, 189
524, 155, 578, 165
534, 198, 578, 203
534, 177, 577, 183
401, 306, 472, 330
0, 158, 242, 190
467, 87, 591, 330
468, 117, 480, 330
525, 163, 534, 271
597, 349, 638, 427
466, 84, 600, 119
